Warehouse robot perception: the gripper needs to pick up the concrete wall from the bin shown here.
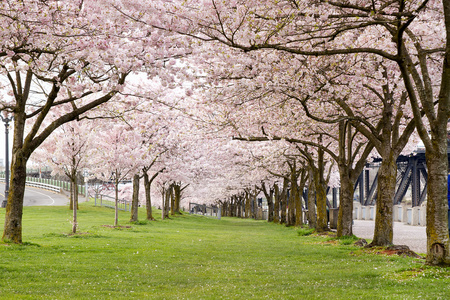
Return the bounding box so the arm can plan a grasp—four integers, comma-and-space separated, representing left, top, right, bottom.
353, 201, 426, 226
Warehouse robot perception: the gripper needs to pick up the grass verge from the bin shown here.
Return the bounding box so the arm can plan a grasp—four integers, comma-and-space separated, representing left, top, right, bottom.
0, 202, 449, 299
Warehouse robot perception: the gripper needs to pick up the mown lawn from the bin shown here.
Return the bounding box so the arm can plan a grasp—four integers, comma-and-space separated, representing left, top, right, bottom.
0, 202, 449, 299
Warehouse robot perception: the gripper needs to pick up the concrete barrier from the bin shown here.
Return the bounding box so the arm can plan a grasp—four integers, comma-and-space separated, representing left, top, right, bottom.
329, 208, 339, 229
393, 205, 402, 222
352, 202, 426, 227
353, 202, 361, 219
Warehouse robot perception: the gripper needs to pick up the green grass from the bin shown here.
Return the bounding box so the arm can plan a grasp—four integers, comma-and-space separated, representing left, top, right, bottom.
0, 202, 449, 299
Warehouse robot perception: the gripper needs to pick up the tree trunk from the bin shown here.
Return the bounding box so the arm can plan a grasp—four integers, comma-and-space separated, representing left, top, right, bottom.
295, 170, 307, 227
371, 154, 397, 246
267, 189, 274, 222
336, 121, 374, 237
130, 173, 140, 222
251, 191, 257, 219
229, 196, 234, 217
72, 176, 78, 234
143, 172, 156, 221
421, 1, 450, 264
307, 179, 317, 229
288, 167, 298, 227
2, 155, 27, 243
114, 177, 119, 227
280, 178, 288, 224
337, 120, 354, 237
273, 183, 280, 223
222, 201, 228, 217
164, 187, 171, 219
425, 146, 450, 264
315, 177, 328, 232
245, 192, 250, 218
337, 171, 354, 237
172, 184, 181, 214
261, 182, 274, 222
69, 181, 74, 210
170, 185, 175, 216
161, 188, 165, 220
314, 148, 329, 232
237, 196, 242, 218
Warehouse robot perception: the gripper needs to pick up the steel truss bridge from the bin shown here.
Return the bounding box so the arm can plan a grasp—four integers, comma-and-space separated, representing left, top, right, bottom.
329, 149, 435, 208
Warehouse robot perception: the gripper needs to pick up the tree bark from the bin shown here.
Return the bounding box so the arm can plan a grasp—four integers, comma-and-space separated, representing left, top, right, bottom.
172, 183, 182, 214
170, 184, 175, 216
295, 169, 307, 227
130, 173, 140, 222
114, 176, 119, 227
273, 183, 280, 223
261, 182, 274, 222
245, 192, 250, 218
69, 182, 74, 210
164, 187, 171, 219
161, 188, 165, 220
237, 195, 242, 218
425, 143, 450, 264
287, 161, 300, 227
371, 154, 397, 246
229, 196, 234, 217
280, 178, 288, 224
337, 171, 354, 237
2, 154, 27, 243
307, 178, 317, 229
72, 176, 78, 234
314, 172, 328, 232
143, 171, 161, 221
312, 147, 329, 232
336, 121, 374, 237
222, 200, 228, 217
420, 0, 450, 265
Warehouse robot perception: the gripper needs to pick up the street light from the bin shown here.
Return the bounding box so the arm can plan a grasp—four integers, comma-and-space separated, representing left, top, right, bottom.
0, 112, 12, 208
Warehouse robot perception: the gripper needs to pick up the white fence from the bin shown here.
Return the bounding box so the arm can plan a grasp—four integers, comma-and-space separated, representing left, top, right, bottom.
0, 175, 86, 195
94, 194, 131, 212
189, 202, 221, 219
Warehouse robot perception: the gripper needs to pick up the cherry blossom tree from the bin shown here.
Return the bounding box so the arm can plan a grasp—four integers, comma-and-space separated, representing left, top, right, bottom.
31, 120, 95, 233
0, 0, 188, 243
168, 0, 449, 264
91, 121, 145, 226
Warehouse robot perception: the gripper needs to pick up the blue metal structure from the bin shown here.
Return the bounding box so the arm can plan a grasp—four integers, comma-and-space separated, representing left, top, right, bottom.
354, 150, 430, 207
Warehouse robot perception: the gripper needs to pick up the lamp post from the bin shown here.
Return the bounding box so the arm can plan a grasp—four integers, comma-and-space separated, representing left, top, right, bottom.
1, 113, 12, 208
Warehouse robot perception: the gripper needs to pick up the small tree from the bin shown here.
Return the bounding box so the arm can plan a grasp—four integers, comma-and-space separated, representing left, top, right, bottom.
32, 121, 94, 233
92, 122, 144, 226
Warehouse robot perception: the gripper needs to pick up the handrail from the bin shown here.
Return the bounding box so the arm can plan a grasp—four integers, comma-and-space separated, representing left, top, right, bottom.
0, 178, 61, 193
94, 193, 130, 212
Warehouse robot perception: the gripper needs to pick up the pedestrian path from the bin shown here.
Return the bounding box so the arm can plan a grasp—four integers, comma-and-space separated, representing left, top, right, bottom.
352, 220, 427, 254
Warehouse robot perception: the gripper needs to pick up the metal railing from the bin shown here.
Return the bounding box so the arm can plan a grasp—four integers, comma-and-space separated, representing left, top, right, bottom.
94, 193, 130, 212
0, 175, 86, 195
189, 202, 221, 220
0, 177, 61, 193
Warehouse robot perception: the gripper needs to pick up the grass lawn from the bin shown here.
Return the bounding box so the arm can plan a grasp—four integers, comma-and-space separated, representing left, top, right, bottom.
0, 202, 450, 299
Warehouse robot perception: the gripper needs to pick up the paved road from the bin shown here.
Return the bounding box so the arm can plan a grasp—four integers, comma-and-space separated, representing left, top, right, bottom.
353, 219, 427, 254
0, 183, 69, 206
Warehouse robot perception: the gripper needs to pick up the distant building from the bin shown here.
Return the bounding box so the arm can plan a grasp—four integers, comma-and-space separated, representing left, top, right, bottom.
0, 158, 3, 167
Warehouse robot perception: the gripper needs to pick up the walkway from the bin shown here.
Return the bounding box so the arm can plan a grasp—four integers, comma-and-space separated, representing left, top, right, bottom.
352, 220, 427, 254
0, 183, 69, 206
